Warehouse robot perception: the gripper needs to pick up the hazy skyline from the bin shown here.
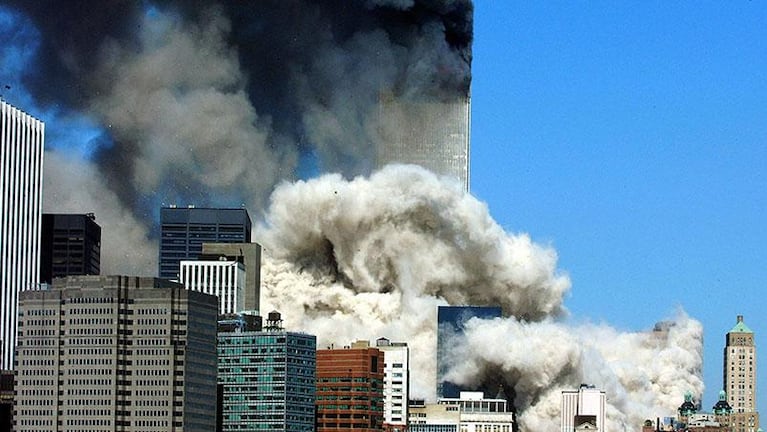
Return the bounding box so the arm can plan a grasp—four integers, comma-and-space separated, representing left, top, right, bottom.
1, 0, 765, 428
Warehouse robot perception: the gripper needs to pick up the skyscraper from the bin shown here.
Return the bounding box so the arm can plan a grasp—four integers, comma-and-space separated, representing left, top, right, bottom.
437, 305, 502, 398
217, 311, 316, 431
0, 100, 44, 370
14, 275, 219, 432
40, 213, 101, 284
376, 337, 410, 432
376, 94, 471, 191
158, 206, 252, 280
723, 315, 760, 432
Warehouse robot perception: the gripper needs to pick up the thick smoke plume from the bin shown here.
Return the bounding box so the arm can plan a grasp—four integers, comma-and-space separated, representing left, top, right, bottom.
2, 2, 705, 428
257, 166, 704, 429
3, 0, 472, 272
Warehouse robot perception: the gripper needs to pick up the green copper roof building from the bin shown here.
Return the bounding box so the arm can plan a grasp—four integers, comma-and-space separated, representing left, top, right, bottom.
723, 315, 759, 432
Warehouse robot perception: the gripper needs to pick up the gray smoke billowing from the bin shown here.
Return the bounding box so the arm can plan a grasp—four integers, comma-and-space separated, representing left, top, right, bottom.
257, 165, 704, 430
3, 0, 472, 273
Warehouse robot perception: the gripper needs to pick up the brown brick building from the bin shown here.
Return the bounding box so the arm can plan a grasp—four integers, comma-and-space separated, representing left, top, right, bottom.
316, 341, 385, 431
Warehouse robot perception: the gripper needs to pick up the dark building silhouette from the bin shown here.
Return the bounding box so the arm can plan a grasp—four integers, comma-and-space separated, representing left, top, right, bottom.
0, 370, 13, 432
437, 305, 502, 398
40, 213, 101, 284
159, 207, 252, 280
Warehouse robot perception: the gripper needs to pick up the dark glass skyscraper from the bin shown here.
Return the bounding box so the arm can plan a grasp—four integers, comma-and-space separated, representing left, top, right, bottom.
159, 207, 252, 280
437, 305, 502, 398
40, 213, 101, 284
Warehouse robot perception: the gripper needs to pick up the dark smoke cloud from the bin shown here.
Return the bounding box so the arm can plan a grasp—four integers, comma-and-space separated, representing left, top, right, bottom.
2, 0, 472, 271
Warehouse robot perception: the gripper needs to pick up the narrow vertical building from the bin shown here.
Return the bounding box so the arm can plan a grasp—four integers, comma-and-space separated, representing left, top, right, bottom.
14, 275, 219, 432
723, 315, 760, 432
0, 99, 44, 370
40, 213, 101, 284
376, 337, 409, 432
217, 311, 316, 431
158, 206, 251, 281
316, 341, 385, 431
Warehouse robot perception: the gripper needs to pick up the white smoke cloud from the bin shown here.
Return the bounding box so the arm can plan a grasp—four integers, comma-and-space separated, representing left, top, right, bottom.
256, 165, 703, 428
450, 313, 704, 431
43, 151, 157, 274
257, 164, 570, 398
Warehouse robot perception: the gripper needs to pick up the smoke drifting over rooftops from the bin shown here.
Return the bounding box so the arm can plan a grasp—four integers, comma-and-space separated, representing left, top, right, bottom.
1, 2, 704, 429
256, 166, 704, 430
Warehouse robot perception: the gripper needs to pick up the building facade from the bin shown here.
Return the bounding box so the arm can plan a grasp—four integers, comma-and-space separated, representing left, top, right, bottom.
376, 94, 471, 191
723, 315, 760, 432
179, 257, 246, 314
408, 392, 513, 432
0, 100, 44, 370
159, 207, 252, 280
316, 341, 385, 431
40, 213, 101, 284
202, 242, 262, 313
437, 306, 502, 398
561, 385, 606, 432
376, 337, 409, 432
217, 311, 316, 431
14, 275, 219, 432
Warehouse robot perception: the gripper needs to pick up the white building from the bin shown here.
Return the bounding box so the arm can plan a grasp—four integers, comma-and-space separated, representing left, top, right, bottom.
561, 385, 606, 432
179, 257, 245, 314
376, 337, 409, 431
0, 100, 44, 369
409, 391, 514, 432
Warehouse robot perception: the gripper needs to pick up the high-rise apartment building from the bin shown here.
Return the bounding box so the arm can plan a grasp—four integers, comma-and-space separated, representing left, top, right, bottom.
202, 242, 261, 312
561, 384, 606, 432
437, 306, 502, 398
375, 337, 409, 432
0, 99, 44, 370
376, 94, 471, 191
217, 311, 316, 431
723, 315, 760, 432
40, 213, 101, 284
159, 207, 252, 280
179, 255, 246, 314
14, 275, 219, 432
316, 341, 385, 431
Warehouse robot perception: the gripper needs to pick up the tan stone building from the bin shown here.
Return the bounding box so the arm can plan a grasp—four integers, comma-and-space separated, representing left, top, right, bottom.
724, 315, 760, 432
13, 275, 219, 432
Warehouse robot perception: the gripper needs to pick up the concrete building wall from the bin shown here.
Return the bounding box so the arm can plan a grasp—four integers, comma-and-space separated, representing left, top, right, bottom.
14, 275, 218, 432
202, 242, 261, 312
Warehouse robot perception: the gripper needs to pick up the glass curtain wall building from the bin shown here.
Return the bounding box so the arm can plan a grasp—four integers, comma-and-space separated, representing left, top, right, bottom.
217, 311, 316, 431
159, 207, 251, 280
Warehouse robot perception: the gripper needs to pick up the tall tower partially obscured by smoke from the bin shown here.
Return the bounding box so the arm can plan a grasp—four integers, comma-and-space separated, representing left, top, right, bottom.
376, 94, 471, 191
723, 315, 760, 432
0, 100, 44, 370
437, 305, 501, 398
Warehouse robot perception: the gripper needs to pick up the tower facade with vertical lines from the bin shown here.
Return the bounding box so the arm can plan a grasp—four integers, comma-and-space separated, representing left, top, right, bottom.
0, 100, 44, 370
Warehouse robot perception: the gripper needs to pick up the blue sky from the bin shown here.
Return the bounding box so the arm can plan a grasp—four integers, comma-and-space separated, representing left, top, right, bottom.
471, 2, 767, 415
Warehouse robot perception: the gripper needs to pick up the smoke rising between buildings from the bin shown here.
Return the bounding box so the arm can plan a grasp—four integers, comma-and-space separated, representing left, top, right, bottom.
0, 1, 706, 429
